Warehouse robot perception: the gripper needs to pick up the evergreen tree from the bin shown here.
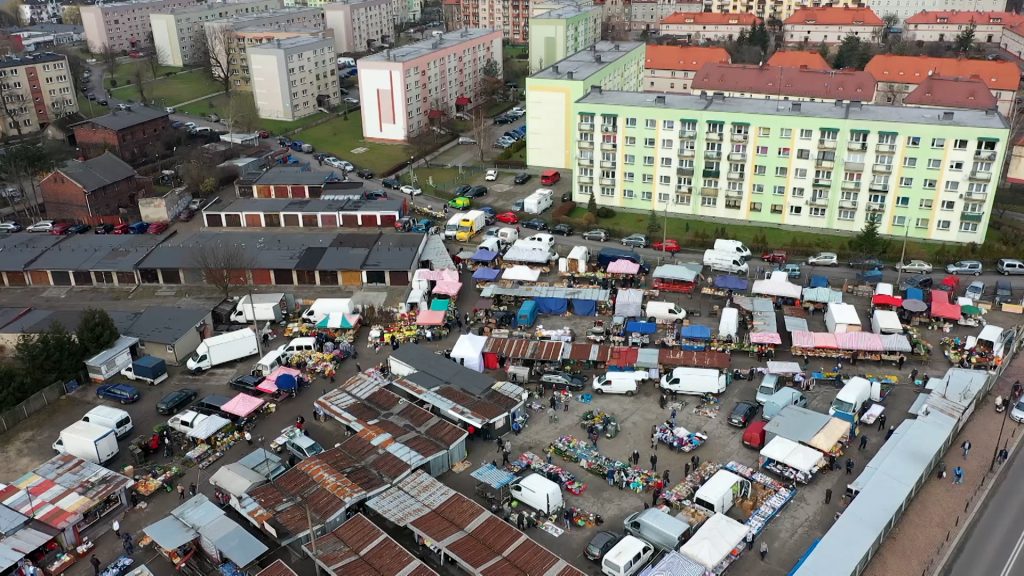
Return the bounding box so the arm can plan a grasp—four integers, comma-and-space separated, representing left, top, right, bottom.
77, 308, 120, 357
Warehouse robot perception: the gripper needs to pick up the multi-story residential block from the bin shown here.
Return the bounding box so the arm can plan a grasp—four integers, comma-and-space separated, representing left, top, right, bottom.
904, 11, 1024, 43
40, 152, 152, 224
570, 89, 1007, 244
81, 0, 199, 53
692, 64, 876, 102
864, 55, 1018, 116
18, 0, 61, 25
442, 0, 463, 31
453, 0, 530, 43
528, 4, 601, 73
6, 24, 85, 52
526, 41, 645, 169
358, 28, 502, 142
783, 7, 883, 45
644, 45, 729, 94
324, 0, 397, 54
248, 33, 340, 120
628, 0, 701, 30
766, 50, 831, 70
150, 0, 283, 67
902, 76, 997, 111
870, 0, 1004, 25
703, 0, 861, 22
0, 52, 78, 139
658, 12, 760, 43
70, 106, 171, 165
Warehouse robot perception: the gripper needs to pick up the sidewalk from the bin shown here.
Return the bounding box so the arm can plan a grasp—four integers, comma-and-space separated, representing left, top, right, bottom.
864, 359, 1024, 576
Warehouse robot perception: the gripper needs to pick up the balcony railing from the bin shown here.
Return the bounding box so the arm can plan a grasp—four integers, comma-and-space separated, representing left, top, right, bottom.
727, 152, 746, 162
677, 168, 694, 176
845, 161, 865, 171
866, 202, 885, 212
816, 159, 835, 169
872, 163, 892, 174
578, 158, 593, 166
578, 175, 593, 184
679, 149, 695, 158
848, 141, 867, 151
975, 150, 996, 161
600, 160, 616, 169
578, 122, 594, 131
700, 187, 719, 196
706, 132, 723, 142
969, 170, 992, 182
961, 212, 984, 222
578, 141, 593, 149
875, 143, 896, 153
599, 178, 616, 186
818, 139, 837, 149
808, 196, 828, 206
730, 132, 748, 142
727, 171, 745, 180
839, 200, 857, 209
841, 181, 861, 190
600, 142, 617, 151
600, 124, 617, 133
678, 129, 697, 139
704, 150, 721, 160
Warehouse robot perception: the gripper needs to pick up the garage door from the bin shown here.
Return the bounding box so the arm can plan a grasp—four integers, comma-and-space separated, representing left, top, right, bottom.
290, 186, 307, 198
5, 271, 27, 286
389, 270, 409, 286
379, 214, 397, 227
245, 214, 262, 227
341, 214, 359, 227
28, 270, 50, 286
251, 269, 273, 285
321, 214, 338, 227
340, 270, 362, 286
273, 186, 289, 198
204, 213, 224, 227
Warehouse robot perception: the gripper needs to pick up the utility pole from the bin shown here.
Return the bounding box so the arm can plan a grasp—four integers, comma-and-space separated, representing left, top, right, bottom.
895, 224, 909, 287
249, 287, 263, 356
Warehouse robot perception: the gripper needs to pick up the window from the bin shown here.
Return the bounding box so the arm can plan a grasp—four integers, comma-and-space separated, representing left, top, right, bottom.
903, 157, 917, 168
953, 139, 968, 150
792, 187, 805, 198
788, 205, 802, 215
926, 159, 941, 169
624, 172, 634, 182
752, 184, 764, 194
624, 154, 635, 165
661, 139, 673, 149
625, 117, 637, 127
797, 149, 810, 160
645, 119, 656, 129
644, 138, 655, 148
771, 204, 784, 214
775, 167, 788, 177
675, 194, 691, 205
642, 174, 653, 183
936, 220, 951, 231
810, 207, 827, 217
964, 202, 983, 213
772, 185, 785, 195
625, 136, 636, 146
780, 128, 792, 138
660, 158, 672, 168
756, 146, 768, 156
838, 209, 856, 221
960, 222, 979, 233
658, 192, 671, 202
778, 147, 791, 158
758, 127, 770, 137
919, 199, 933, 209
893, 215, 907, 226
915, 218, 929, 228
931, 138, 945, 148
799, 129, 813, 140
940, 200, 955, 211
663, 120, 674, 130
754, 165, 766, 176
899, 177, 913, 188
895, 196, 910, 207
707, 122, 723, 134
795, 168, 808, 179
967, 182, 988, 194
605, 187, 618, 197
841, 191, 859, 201
643, 156, 654, 166
659, 175, 671, 185
623, 189, 634, 198
750, 202, 763, 212
944, 181, 959, 192
923, 179, 937, 189
701, 196, 717, 207
906, 136, 920, 147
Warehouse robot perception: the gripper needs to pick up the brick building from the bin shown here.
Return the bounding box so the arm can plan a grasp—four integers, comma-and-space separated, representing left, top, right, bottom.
0, 52, 78, 139
71, 106, 172, 165
40, 152, 152, 224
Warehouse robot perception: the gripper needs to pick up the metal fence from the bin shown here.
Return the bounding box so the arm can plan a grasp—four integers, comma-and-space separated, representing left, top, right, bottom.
0, 380, 72, 435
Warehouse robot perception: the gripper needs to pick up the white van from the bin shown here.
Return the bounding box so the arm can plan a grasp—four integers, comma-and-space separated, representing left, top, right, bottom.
703, 249, 749, 274
601, 536, 654, 576
509, 473, 563, 514
644, 301, 687, 324
336, 56, 356, 67
659, 367, 727, 395
254, 349, 284, 376
829, 377, 871, 417
713, 239, 752, 260
755, 373, 781, 404
478, 237, 503, 254
81, 406, 133, 439
623, 508, 690, 552
593, 372, 644, 395
277, 337, 316, 361
520, 233, 554, 251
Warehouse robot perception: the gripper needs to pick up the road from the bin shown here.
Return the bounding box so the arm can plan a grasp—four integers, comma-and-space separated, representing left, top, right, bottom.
944, 443, 1024, 576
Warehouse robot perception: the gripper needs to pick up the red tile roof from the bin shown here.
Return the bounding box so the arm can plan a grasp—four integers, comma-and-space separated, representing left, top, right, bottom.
692, 63, 876, 100
767, 50, 831, 70
784, 6, 883, 26
661, 12, 760, 26
307, 514, 439, 576
903, 75, 998, 110
865, 54, 1020, 91
905, 10, 1024, 27
644, 45, 730, 71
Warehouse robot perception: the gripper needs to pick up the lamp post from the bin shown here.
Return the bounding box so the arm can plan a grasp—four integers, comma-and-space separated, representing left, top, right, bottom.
895, 224, 910, 287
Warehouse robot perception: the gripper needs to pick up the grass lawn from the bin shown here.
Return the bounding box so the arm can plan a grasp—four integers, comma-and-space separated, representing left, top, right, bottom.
402, 166, 477, 198
108, 61, 190, 89
110, 70, 222, 107
179, 93, 327, 134
299, 115, 414, 174
77, 100, 111, 119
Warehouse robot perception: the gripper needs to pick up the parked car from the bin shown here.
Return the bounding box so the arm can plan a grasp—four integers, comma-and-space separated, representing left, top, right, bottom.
848, 256, 884, 270
585, 531, 622, 562
257, 130, 270, 138
356, 168, 375, 179
479, 206, 496, 225
164, 106, 175, 114
540, 372, 585, 390
457, 136, 477, 145
761, 250, 787, 264
112, 223, 130, 234
965, 280, 985, 301
26, 220, 54, 233
156, 388, 198, 415
448, 196, 471, 209
514, 173, 531, 185
147, 222, 169, 234
512, 199, 525, 212
728, 401, 759, 427
170, 121, 184, 129
128, 221, 149, 234
806, 252, 838, 266
343, 97, 359, 106
96, 383, 140, 404
91, 223, 114, 234
188, 198, 203, 211
494, 115, 514, 125
997, 258, 1024, 275
522, 219, 548, 231
67, 224, 91, 234
898, 260, 933, 274
49, 223, 73, 235
382, 178, 401, 190
230, 375, 267, 395
325, 157, 348, 170
779, 263, 801, 279
582, 229, 609, 242
400, 185, 423, 196
177, 209, 195, 222
552, 223, 574, 236
0, 221, 22, 232
464, 186, 488, 198
510, 106, 526, 116
485, 169, 498, 181
652, 239, 681, 253
452, 185, 473, 197
621, 234, 648, 248
496, 212, 519, 224
946, 260, 983, 276
900, 275, 934, 291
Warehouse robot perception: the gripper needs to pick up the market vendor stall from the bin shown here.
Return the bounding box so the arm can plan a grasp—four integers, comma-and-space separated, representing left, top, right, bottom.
503, 265, 542, 282
871, 310, 903, 335
415, 309, 446, 326
133, 466, 180, 499
871, 294, 903, 311
959, 304, 983, 327
615, 289, 643, 318
752, 272, 802, 303
186, 416, 231, 443
220, 394, 265, 423
653, 264, 701, 293
471, 463, 516, 508
679, 513, 749, 574
506, 451, 587, 496
716, 275, 748, 292
835, 332, 884, 356
451, 333, 487, 372
473, 267, 501, 282
680, 325, 713, 351
718, 308, 738, 341
257, 366, 302, 396
654, 423, 707, 452
825, 303, 862, 333
315, 313, 361, 331
608, 259, 641, 275
802, 287, 843, 311
560, 246, 590, 275
471, 248, 499, 263
943, 324, 1006, 369
722, 461, 796, 536
806, 417, 850, 457
790, 331, 840, 359
930, 290, 962, 325
549, 435, 660, 493
880, 334, 912, 354
433, 280, 462, 297
759, 437, 825, 483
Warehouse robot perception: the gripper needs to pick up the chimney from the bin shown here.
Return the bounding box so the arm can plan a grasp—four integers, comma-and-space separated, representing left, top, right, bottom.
654, 95, 665, 105
566, 71, 574, 79
591, 84, 602, 94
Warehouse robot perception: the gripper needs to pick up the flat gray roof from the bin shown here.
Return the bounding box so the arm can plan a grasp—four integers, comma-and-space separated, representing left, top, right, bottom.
26, 233, 164, 272
532, 41, 644, 81
0, 234, 62, 271
575, 90, 1010, 129
124, 306, 211, 344
249, 166, 344, 186
0, 308, 138, 335
532, 4, 600, 19
208, 6, 321, 26
211, 196, 405, 213
361, 28, 497, 63
248, 34, 328, 51
76, 106, 167, 132
363, 234, 423, 271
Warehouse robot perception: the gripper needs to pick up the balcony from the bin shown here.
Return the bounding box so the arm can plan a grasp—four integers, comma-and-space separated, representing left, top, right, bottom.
866, 202, 885, 212
599, 178, 616, 186
869, 183, 890, 192
578, 158, 593, 166
600, 160, 616, 169
975, 150, 997, 161
600, 142, 617, 151
677, 168, 694, 176
818, 139, 837, 150
704, 150, 721, 160
676, 186, 692, 194
678, 130, 697, 139
730, 132, 748, 142
845, 161, 865, 172
727, 171, 745, 180
813, 179, 831, 188
816, 159, 835, 169
840, 200, 857, 209
679, 149, 695, 158
706, 132, 723, 142
600, 124, 617, 133
969, 170, 992, 182
965, 191, 988, 201
872, 163, 892, 174
578, 141, 593, 149
703, 170, 720, 178
700, 187, 719, 196
725, 189, 744, 197
848, 141, 867, 152
841, 180, 861, 190
875, 143, 896, 153
808, 196, 829, 206
578, 175, 593, 184
578, 122, 594, 131
961, 212, 984, 222
727, 152, 746, 162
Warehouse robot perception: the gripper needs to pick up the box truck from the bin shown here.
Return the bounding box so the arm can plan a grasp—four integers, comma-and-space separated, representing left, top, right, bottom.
300, 298, 356, 324
186, 328, 260, 373
455, 210, 487, 242
523, 189, 553, 214
444, 212, 465, 239
509, 473, 563, 514
56, 421, 119, 465
230, 293, 288, 324
120, 355, 168, 386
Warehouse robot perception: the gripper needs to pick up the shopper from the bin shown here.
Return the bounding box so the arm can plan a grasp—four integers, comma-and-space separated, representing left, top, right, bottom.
825, 488, 832, 504
244, 430, 253, 446
90, 555, 101, 576
606, 468, 615, 486
961, 440, 972, 459
112, 519, 120, 538
562, 508, 572, 530
845, 458, 854, 475
759, 541, 768, 561
651, 488, 660, 507
877, 413, 887, 431
669, 408, 677, 427
859, 435, 868, 451
685, 463, 690, 476
650, 453, 657, 471
897, 354, 905, 369
651, 433, 658, 450
745, 532, 753, 550
177, 484, 186, 500
631, 449, 640, 467
953, 466, 964, 484
999, 448, 1009, 464
885, 426, 896, 441
122, 533, 134, 556
909, 368, 919, 383
662, 469, 670, 484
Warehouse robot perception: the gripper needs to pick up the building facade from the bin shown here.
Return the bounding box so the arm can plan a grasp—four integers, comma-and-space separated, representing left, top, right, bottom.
40, 152, 152, 223
525, 41, 645, 169
0, 53, 78, 139
324, 0, 397, 54
71, 106, 171, 165
452, 0, 530, 43
357, 28, 502, 142
569, 90, 1007, 244
528, 5, 601, 73
783, 7, 883, 45
904, 10, 1024, 43
864, 54, 1018, 116
80, 0, 199, 53
703, 0, 861, 22
149, 0, 283, 67
658, 12, 760, 42
6, 24, 85, 52
691, 64, 877, 102
18, 0, 62, 25
248, 33, 340, 120
628, 0, 701, 30
869, 0, 1004, 25
644, 45, 730, 94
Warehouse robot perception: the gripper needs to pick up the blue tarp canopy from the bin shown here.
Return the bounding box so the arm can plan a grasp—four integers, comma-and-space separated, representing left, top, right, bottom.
680, 324, 712, 340
535, 297, 568, 315
714, 275, 749, 291
471, 248, 498, 262
625, 320, 657, 334
572, 299, 597, 316
905, 287, 924, 301
473, 267, 500, 281
808, 275, 829, 288
470, 463, 517, 488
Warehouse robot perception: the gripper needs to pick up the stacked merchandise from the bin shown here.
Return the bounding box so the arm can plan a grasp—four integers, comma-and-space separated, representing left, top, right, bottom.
660, 462, 722, 508
724, 461, 795, 535
550, 435, 660, 492
693, 395, 721, 418
286, 350, 338, 379
508, 451, 587, 495
654, 423, 707, 452
133, 466, 181, 498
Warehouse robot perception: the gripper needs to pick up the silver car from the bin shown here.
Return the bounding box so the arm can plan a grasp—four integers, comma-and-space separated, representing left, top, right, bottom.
621, 234, 648, 248
806, 252, 838, 266
583, 229, 609, 242
946, 260, 983, 276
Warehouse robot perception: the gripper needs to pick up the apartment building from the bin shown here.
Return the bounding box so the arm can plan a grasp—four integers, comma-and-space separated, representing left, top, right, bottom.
766, 50, 831, 70
904, 10, 1024, 43
628, 0, 701, 31
150, 0, 283, 67
869, 0, 1004, 25
358, 28, 503, 142
783, 7, 883, 45
18, 0, 61, 25
864, 55, 1019, 116
81, 0, 199, 53
0, 52, 78, 139
324, 0, 397, 54
528, 5, 601, 73
570, 90, 1007, 244
526, 41, 645, 169
703, 0, 861, 22
644, 45, 730, 94
658, 12, 760, 42
442, 0, 462, 30
248, 33, 339, 120
692, 64, 876, 103
454, 0, 530, 43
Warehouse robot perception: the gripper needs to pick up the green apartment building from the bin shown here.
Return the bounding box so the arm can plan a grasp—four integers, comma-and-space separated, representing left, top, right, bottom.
571, 91, 1008, 244
528, 4, 602, 73
526, 41, 645, 170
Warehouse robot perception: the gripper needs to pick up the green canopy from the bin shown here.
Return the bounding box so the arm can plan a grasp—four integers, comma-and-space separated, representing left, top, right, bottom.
430, 299, 450, 311
961, 305, 982, 316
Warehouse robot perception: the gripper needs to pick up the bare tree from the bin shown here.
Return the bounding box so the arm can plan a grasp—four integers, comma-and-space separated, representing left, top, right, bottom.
195, 24, 236, 94
144, 32, 161, 79
0, 79, 26, 138
226, 93, 258, 133
131, 63, 147, 103
191, 241, 254, 297
100, 44, 118, 89
470, 108, 489, 162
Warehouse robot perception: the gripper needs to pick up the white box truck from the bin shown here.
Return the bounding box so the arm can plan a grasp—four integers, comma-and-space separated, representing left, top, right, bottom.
230, 293, 287, 324
523, 189, 553, 214
713, 239, 752, 260
56, 421, 119, 465
186, 328, 260, 373
300, 298, 356, 324
444, 212, 465, 239
455, 210, 487, 242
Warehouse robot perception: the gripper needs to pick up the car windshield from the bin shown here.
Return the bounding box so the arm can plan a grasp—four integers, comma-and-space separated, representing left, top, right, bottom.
832, 399, 855, 413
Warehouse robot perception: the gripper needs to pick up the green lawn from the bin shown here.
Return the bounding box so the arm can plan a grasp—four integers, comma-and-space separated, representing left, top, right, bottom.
110, 70, 222, 107
178, 93, 327, 134
299, 115, 414, 174
77, 99, 111, 119
108, 61, 190, 89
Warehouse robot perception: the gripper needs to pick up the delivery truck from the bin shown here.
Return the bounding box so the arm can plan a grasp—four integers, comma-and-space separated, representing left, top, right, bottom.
186, 328, 260, 373
444, 212, 465, 239
230, 293, 289, 324
455, 210, 487, 242
55, 421, 119, 465
300, 298, 356, 324
120, 355, 168, 386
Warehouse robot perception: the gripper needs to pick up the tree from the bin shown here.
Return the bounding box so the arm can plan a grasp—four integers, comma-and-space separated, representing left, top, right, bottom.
196, 25, 235, 94
587, 193, 598, 216
226, 94, 259, 133
832, 35, 872, 69
76, 308, 119, 357
880, 13, 899, 42
469, 108, 490, 162
15, 322, 83, 385
192, 241, 253, 297
62, 5, 81, 25
849, 217, 890, 256
0, 74, 26, 138
200, 177, 218, 196
646, 209, 661, 237
131, 62, 147, 103
100, 44, 118, 89
144, 33, 161, 79
954, 22, 976, 53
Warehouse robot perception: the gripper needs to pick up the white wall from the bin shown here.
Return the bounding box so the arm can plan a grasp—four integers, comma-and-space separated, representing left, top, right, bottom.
250, 52, 292, 120
526, 88, 570, 169
358, 64, 408, 141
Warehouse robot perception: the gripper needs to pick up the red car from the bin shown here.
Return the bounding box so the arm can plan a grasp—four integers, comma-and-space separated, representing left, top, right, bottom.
496, 212, 519, 224
49, 223, 73, 235
128, 50, 143, 58
147, 222, 169, 234
112, 223, 130, 235
652, 239, 681, 253
761, 250, 788, 264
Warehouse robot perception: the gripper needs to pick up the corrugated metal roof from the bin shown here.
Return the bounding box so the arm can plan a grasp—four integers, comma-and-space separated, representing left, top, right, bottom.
0, 523, 54, 572
658, 350, 730, 370
479, 285, 610, 301
255, 559, 298, 576
305, 514, 439, 576
483, 338, 565, 361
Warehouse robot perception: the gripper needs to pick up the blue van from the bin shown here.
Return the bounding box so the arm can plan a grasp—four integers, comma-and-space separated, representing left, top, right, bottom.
517, 300, 537, 327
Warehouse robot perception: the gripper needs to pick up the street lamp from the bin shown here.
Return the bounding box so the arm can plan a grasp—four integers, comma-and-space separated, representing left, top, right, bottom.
895, 224, 910, 287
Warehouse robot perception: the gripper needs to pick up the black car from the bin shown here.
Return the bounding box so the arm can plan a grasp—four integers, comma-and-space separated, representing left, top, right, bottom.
94, 223, 115, 234
453, 184, 473, 197
728, 401, 759, 427
514, 173, 531, 185
97, 99, 108, 106
356, 168, 375, 179
465, 186, 488, 198
900, 275, 934, 291
382, 177, 401, 190
193, 394, 232, 417
552, 223, 573, 236
156, 388, 198, 415
67, 224, 91, 234
585, 531, 622, 562
231, 374, 266, 395
539, 372, 585, 390
848, 256, 884, 270
494, 115, 514, 125
364, 190, 387, 200
522, 219, 548, 231
312, 153, 329, 161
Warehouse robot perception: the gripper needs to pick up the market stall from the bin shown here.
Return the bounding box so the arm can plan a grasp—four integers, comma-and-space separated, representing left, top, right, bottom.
560, 246, 590, 274
718, 307, 739, 341
615, 289, 644, 318
608, 259, 641, 276
315, 313, 361, 332
752, 272, 802, 303
506, 451, 587, 496
549, 435, 660, 493
722, 461, 796, 535
220, 394, 265, 423
470, 248, 499, 264
471, 463, 516, 508
802, 287, 843, 312
503, 265, 542, 283
824, 303, 862, 333
680, 325, 713, 351
433, 280, 462, 297
679, 513, 749, 574
415, 309, 446, 327
654, 423, 708, 452
943, 324, 1007, 369
758, 437, 825, 483
871, 310, 903, 335
806, 417, 850, 458
930, 290, 962, 327
653, 264, 701, 294
451, 334, 487, 372
790, 331, 841, 360
871, 294, 903, 311
473, 267, 501, 283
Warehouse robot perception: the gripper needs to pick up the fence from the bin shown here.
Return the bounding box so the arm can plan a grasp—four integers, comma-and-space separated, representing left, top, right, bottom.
0, 380, 73, 435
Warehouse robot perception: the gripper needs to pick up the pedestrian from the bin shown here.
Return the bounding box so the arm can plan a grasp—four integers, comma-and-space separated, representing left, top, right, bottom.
355, 362, 362, 373
651, 488, 660, 507
650, 453, 657, 471
564, 396, 568, 412
953, 466, 964, 484
685, 462, 690, 476
90, 555, 101, 576
244, 430, 253, 446
961, 439, 972, 459
910, 368, 919, 383
189, 483, 197, 496
496, 437, 504, 453
877, 413, 887, 431
547, 407, 556, 423
669, 407, 677, 426
859, 434, 868, 451
760, 541, 768, 561
659, 394, 667, 409
122, 533, 134, 555
549, 395, 557, 410
897, 354, 905, 369
606, 468, 615, 486
745, 531, 753, 550
693, 455, 700, 469
631, 449, 640, 467
845, 458, 854, 475
662, 469, 670, 484
803, 355, 810, 368
999, 448, 1009, 464
112, 519, 120, 538
177, 484, 186, 500
651, 433, 658, 450
937, 460, 947, 479
885, 426, 895, 441
825, 488, 832, 504
502, 450, 510, 466
563, 508, 572, 530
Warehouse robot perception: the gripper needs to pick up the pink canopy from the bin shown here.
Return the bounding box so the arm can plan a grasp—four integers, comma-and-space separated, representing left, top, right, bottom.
417, 269, 460, 282
258, 367, 302, 393
813, 333, 838, 349
417, 309, 446, 326
433, 281, 463, 296
221, 393, 265, 418
930, 290, 961, 321
835, 331, 884, 352
607, 259, 641, 275
791, 331, 814, 348
750, 332, 782, 344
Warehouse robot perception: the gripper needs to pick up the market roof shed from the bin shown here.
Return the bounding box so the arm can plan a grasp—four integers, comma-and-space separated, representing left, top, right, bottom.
203, 196, 406, 229
121, 306, 212, 366
304, 513, 438, 576
763, 405, 834, 445
143, 494, 268, 569
0, 505, 58, 574
0, 233, 63, 286
24, 233, 165, 287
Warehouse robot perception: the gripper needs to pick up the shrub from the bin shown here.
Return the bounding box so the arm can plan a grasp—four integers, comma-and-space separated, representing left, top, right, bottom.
580, 212, 597, 227
596, 206, 616, 218
552, 200, 576, 220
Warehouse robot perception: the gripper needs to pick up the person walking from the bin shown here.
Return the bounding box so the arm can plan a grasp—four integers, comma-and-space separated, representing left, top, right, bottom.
909, 368, 919, 383
693, 455, 700, 468
897, 354, 905, 369
662, 469, 670, 484
502, 445, 511, 466
845, 458, 854, 475
859, 434, 868, 451
606, 468, 615, 486
650, 453, 657, 471
112, 519, 120, 538
90, 555, 101, 576
885, 426, 895, 441
651, 432, 658, 450
962, 440, 972, 459
953, 466, 964, 484
496, 437, 504, 453
189, 483, 197, 496
562, 508, 572, 531
745, 532, 753, 550
669, 408, 677, 427
631, 449, 640, 467
877, 413, 887, 431
825, 488, 832, 504
244, 430, 253, 446
651, 488, 660, 507
122, 533, 134, 555
759, 541, 768, 561
684, 463, 690, 477
999, 448, 1009, 464
177, 484, 186, 500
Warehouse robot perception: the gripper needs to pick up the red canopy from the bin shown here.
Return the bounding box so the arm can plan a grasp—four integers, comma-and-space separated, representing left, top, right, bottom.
930, 290, 962, 321
427, 109, 445, 119
871, 294, 903, 307
455, 96, 471, 106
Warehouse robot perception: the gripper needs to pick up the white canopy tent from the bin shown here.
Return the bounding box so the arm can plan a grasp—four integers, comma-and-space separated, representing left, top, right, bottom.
871, 310, 902, 335
502, 265, 542, 282
679, 513, 749, 571
615, 289, 644, 317
451, 334, 488, 372
718, 307, 739, 340
760, 436, 825, 474
874, 282, 894, 297
825, 303, 862, 333
752, 276, 802, 300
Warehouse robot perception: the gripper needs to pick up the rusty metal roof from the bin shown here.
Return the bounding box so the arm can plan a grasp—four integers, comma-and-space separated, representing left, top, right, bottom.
658, 349, 730, 370
305, 513, 439, 576
567, 343, 611, 362
483, 338, 565, 361
437, 386, 506, 420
